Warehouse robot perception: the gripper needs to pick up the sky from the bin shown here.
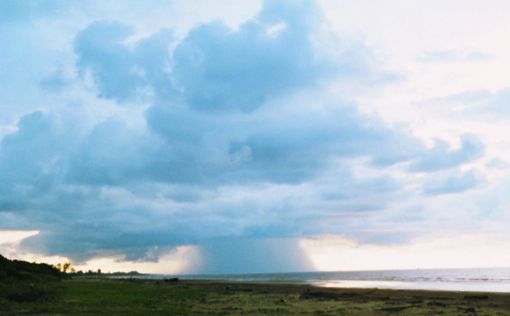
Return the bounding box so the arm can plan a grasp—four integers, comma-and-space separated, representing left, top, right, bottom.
1, 0, 510, 274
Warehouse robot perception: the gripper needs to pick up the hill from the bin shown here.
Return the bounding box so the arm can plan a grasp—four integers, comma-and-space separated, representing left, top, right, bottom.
0, 254, 63, 303
0, 254, 62, 281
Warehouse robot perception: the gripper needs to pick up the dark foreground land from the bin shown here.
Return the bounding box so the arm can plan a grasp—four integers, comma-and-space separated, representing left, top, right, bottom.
2, 278, 510, 315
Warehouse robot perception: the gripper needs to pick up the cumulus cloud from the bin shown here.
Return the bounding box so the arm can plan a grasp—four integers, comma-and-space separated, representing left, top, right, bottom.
170, 1, 336, 112
74, 1, 374, 111
75, 21, 174, 103
0, 0, 488, 273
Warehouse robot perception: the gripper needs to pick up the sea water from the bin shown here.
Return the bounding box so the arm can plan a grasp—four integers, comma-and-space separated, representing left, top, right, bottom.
167, 268, 510, 293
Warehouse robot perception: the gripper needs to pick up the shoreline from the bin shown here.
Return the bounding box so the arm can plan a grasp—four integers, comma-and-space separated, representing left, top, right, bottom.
111, 266, 510, 294
105, 273, 510, 293
115, 277, 510, 295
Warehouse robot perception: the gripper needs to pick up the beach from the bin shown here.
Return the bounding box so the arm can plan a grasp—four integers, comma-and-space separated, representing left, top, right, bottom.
2, 278, 510, 315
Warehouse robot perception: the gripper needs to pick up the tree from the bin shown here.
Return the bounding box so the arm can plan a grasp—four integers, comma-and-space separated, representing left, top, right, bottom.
62, 262, 72, 273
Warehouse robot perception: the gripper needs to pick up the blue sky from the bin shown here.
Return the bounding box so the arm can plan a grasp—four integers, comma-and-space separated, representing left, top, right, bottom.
1, 0, 510, 273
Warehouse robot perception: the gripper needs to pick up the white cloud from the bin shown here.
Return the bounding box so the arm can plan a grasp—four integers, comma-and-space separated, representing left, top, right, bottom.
301, 234, 510, 271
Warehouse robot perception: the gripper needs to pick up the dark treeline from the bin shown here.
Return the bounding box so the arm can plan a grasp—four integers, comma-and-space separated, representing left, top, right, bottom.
0, 254, 141, 279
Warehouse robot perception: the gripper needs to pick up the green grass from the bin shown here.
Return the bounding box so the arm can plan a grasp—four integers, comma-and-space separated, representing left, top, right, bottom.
55, 280, 202, 315
1, 280, 203, 315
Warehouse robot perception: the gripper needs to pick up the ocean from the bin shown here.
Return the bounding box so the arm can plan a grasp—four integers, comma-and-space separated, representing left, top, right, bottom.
163, 268, 510, 293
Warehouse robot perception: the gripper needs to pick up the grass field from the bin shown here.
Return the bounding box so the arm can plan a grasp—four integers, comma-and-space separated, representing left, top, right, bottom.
2, 278, 510, 315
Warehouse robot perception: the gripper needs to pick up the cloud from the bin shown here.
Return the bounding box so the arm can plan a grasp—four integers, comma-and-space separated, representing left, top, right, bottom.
301, 234, 510, 271
445, 87, 510, 118
0, 103, 437, 268
419, 50, 460, 63
0, 0, 489, 273
409, 135, 484, 172
0, 0, 66, 23
419, 50, 492, 63
74, 1, 373, 111
0, 111, 80, 212
423, 170, 481, 195
171, 1, 337, 112
75, 21, 174, 103
146, 102, 426, 184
